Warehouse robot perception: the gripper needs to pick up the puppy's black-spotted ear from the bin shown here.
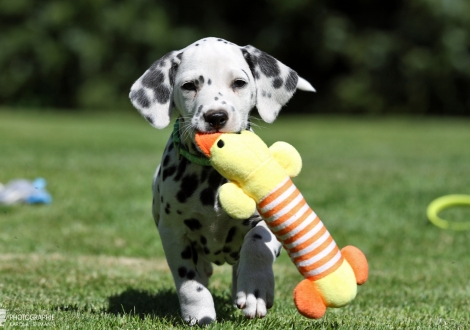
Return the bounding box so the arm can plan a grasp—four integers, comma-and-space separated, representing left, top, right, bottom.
129, 51, 183, 129
241, 45, 315, 123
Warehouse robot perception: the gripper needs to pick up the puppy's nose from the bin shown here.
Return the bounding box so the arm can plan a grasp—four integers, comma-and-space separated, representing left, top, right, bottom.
204, 110, 228, 130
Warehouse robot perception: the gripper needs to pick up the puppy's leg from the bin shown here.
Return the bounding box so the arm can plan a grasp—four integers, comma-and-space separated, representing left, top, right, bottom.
158, 226, 216, 325
235, 221, 282, 318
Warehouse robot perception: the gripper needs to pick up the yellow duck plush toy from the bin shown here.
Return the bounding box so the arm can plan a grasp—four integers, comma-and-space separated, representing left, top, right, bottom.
195, 130, 368, 319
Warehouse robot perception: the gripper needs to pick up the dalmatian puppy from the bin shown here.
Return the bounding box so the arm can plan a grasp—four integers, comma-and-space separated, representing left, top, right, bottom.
129, 37, 314, 325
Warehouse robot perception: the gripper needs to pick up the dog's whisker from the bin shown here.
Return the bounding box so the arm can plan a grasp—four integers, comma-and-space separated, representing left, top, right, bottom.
248, 116, 266, 130
181, 122, 195, 143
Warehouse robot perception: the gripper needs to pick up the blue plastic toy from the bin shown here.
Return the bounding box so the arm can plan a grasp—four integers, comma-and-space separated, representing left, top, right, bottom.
0, 178, 52, 205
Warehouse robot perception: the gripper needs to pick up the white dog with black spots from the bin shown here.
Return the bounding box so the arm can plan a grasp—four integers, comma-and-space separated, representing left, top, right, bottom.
129, 37, 315, 325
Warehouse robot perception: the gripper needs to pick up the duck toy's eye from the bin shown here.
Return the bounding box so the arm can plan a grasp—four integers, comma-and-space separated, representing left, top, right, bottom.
217, 139, 225, 148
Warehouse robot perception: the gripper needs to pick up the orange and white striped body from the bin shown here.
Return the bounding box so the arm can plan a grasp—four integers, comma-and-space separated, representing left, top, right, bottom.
258, 177, 343, 282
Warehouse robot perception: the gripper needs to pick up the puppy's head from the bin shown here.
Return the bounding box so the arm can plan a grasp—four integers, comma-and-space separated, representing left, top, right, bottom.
129, 37, 314, 134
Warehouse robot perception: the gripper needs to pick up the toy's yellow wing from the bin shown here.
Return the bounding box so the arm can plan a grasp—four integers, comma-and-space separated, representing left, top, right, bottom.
269, 141, 302, 178
219, 182, 256, 219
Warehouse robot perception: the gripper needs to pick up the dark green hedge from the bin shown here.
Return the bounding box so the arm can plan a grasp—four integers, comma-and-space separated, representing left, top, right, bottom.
1, 0, 469, 114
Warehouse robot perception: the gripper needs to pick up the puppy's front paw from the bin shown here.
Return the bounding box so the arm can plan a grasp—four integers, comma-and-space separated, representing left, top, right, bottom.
234, 224, 278, 319
179, 281, 216, 325
235, 266, 274, 319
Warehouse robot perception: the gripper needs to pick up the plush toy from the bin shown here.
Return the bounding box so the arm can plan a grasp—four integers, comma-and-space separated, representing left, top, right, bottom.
195, 130, 368, 319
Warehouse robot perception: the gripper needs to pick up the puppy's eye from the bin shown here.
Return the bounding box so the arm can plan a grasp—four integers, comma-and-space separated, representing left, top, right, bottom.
181, 82, 197, 91
232, 79, 247, 89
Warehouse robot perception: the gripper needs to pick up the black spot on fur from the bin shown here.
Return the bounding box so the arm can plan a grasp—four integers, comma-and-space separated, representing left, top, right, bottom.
131, 89, 150, 108
254, 289, 260, 298
184, 218, 202, 231
169, 61, 179, 86
145, 115, 153, 124
200, 236, 207, 245
181, 246, 192, 260
223, 246, 231, 253
257, 52, 281, 77
141, 70, 171, 104
165, 203, 171, 214
162, 165, 176, 181
177, 210, 182, 215
199, 188, 215, 206
155, 85, 171, 104
253, 234, 262, 240
218, 92, 223, 96
178, 267, 187, 278
285, 70, 298, 91
176, 52, 183, 60
208, 79, 212, 85
200, 170, 226, 206
242, 216, 262, 227
215, 261, 222, 266
187, 270, 196, 280
160, 196, 164, 203
199, 75, 204, 83
209, 170, 225, 187
197, 105, 203, 116
222, 101, 226, 104
196, 286, 203, 292
200, 166, 212, 183
174, 157, 188, 181
163, 154, 171, 166
215, 97, 218, 100
195, 43, 199, 46
168, 141, 174, 151
177, 174, 199, 203
203, 247, 210, 254
230, 251, 239, 259
214, 250, 222, 255
241, 48, 260, 80
242, 219, 251, 226
272, 77, 283, 89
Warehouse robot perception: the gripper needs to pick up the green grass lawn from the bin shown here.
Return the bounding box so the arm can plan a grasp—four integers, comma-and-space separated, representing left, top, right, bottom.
1, 109, 469, 329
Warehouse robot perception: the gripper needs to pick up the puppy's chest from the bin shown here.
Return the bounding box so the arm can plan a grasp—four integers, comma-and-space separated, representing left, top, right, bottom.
157, 142, 258, 264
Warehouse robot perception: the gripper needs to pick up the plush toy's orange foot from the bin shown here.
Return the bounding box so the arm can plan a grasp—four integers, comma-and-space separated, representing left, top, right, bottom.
293, 246, 368, 319
293, 279, 326, 319
341, 246, 368, 285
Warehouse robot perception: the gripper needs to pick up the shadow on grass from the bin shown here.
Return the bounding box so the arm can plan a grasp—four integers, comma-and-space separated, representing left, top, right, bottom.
107, 288, 180, 319
106, 287, 238, 323
55, 288, 238, 324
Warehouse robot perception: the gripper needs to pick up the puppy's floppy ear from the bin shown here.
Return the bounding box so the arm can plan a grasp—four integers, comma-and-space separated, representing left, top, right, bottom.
129, 50, 183, 129
241, 45, 315, 123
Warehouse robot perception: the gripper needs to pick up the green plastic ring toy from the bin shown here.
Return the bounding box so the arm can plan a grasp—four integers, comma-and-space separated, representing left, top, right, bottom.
426, 194, 470, 230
